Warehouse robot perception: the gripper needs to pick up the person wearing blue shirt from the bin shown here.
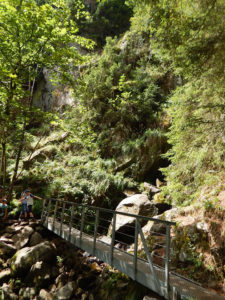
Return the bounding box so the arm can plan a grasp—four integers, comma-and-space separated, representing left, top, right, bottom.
0, 185, 8, 221
19, 189, 42, 220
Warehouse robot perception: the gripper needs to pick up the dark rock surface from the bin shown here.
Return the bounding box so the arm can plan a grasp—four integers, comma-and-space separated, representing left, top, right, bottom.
108, 194, 158, 244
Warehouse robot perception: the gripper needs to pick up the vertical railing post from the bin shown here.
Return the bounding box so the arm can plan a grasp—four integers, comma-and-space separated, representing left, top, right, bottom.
79, 206, 85, 247
41, 199, 46, 224
133, 217, 138, 280
46, 199, 51, 228
165, 224, 171, 299
137, 219, 161, 294
93, 208, 99, 255
110, 212, 116, 265
172, 287, 181, 300
60, 201, 66, 236
69, 204, 75, 242
52, 200, 58, 231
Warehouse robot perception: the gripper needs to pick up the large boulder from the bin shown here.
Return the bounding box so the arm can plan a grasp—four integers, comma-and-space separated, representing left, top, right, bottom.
12, 226, 34, 249
5, 224, 25, 235
0, 269, 11, 284
10, 241, 56, 276
29, 231, 43, 247
39, 289, 53, 300
2, 283, 18, 300
143, 182, 161, 198
0, 241, 16, 259
25, 261, 59, 288
53, 281, 76, 300
109, 194, 158, 244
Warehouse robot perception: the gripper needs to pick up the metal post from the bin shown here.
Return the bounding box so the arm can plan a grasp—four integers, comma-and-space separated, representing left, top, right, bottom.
110, 212, 116, 265
41, 199, 46, 224
52, 200, 58, 231
137, 220, 162, 295
69, 204, 75, 242
93, 209, 99, 255
60, 202, 66, 236
172, 287, 181, 300
79, 206, 85, 247
46, 199, 51, 228
165, 224, 171, 299
133, 217, 138, 280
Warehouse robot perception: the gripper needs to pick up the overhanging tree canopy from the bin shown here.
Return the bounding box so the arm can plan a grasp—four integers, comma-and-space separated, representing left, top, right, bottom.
0, 0, 93, 198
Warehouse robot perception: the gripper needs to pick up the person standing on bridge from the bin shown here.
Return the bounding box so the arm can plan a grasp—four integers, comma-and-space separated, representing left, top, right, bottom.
0, 185, 8, 221
19, 189, 42, 220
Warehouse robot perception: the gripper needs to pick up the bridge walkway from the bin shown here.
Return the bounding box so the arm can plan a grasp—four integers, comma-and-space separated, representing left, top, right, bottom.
41, 199, 225, 300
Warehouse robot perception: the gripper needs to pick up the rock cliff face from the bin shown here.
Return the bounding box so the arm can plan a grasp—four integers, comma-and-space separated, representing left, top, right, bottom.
32, 69, 74, 111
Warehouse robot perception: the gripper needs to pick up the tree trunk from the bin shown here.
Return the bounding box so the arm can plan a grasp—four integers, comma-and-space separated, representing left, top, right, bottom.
0, 142, 6, 192
8, 125, 25, 201
8, 75, 36, 201
3, 144, 6, 193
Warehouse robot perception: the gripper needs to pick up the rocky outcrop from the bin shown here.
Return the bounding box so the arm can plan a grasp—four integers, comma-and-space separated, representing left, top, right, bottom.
29, 231, 44, 246
143, 182, 161, 198
11, 241, 56, 276
109, 194, 158, 244
2, 283, 18, 300
33, 69, 74, 111
0, 268, 11, 284
0, 241, 16, 259
25, 261, 59, 288
12, 226, 34, 249
53, 281, 76, 300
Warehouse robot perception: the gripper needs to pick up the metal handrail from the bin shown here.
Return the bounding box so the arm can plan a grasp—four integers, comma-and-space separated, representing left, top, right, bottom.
46, 198, 176, 225
41, 198, 175, 299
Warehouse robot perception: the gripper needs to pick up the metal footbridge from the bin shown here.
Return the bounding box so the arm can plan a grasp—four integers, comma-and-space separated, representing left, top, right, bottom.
41, 199, 225, 300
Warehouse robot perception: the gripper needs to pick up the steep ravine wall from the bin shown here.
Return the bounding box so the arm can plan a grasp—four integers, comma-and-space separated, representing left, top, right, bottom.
32, 69, 74, 111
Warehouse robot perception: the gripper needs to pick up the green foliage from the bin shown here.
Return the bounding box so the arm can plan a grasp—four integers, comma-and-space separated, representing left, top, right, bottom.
161, 72, 225, 205
20, 114, 137, 206
105, 270, 129, 289
129, 0, 225, 205
75, 31, 170, 180
82, 0, 133, 46
56, 255, 64, 264
203, 198, 219, 211
32, 199, 43, 218
0, 0, 93, 195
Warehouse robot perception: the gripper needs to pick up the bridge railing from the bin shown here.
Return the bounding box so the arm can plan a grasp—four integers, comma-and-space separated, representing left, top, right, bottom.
41, 198, 175, 299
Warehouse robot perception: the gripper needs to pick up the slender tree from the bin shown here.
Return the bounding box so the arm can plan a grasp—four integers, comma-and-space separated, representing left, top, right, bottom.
0, 0, 93, 201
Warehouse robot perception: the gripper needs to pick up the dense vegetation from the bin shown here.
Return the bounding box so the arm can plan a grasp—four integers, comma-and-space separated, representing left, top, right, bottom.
139, 0, 225, 205
0, 0, 224, 294
0, 0, 224, 211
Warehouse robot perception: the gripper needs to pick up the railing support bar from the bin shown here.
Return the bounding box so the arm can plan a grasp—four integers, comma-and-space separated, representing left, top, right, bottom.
133, 218, 138, 280
53, 200, 58, 231
165, 224, 171, 299
172, 287, 181, 300
41, 199, 46, 224
110, 212, 116, 265
69, 204, 75, 242
93, 209, 99, 255
137, 219, 162, 295
79, 206, 85, 247
46, 199, 51, 228
60, 202, 65, 236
